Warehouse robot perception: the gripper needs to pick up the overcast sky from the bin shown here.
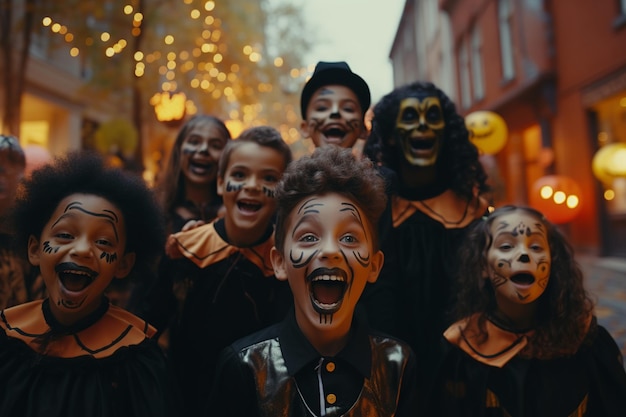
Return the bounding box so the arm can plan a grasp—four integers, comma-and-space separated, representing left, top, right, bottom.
300, 0, 406, 104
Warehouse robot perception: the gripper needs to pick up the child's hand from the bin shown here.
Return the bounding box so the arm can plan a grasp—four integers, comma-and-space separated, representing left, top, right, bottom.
165, 234, 183, 259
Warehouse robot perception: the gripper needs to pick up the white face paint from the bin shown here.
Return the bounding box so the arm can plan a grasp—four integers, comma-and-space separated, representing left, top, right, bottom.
486, 210, 551, 308
271, 193, 383, 340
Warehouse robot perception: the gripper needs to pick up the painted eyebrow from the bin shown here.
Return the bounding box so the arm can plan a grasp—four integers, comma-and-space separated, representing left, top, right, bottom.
297, 198, 322, 215
340, 202, 363, 222
52, 201, 120, 242
494, 222, 547, 237
291, 198, 323, 238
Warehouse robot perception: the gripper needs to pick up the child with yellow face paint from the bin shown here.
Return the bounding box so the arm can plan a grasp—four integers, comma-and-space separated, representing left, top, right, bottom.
300, 61, 371, 150
359, 81, 490, 406
428, 205, 626, 416
207, 146, 418, 417
0, 151, 179, 417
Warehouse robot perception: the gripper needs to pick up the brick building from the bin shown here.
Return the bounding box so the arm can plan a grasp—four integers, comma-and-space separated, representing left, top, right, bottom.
390, 0, 626, 256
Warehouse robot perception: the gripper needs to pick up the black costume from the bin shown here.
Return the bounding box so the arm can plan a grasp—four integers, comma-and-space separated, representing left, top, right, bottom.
428, 314, 626, 416
209, 309, 418, 417
361, 173, 484, 401
147, 217, 292, 416
0, 299, 178, 417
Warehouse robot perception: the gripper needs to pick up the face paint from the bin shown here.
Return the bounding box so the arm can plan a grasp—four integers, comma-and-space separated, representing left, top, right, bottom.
394, 95, 445, 167
217, 142, 285, 246
486, 210, 551, 308
272, 193, 383, 337
28, 194, 134, 325
225, 181, 244, 193
301, 85, 365, 148
179, 120, 229, 186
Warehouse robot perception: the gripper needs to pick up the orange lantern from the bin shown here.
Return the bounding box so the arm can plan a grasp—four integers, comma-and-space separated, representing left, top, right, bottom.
465, 111, 509, 155
529, 175, 582, 224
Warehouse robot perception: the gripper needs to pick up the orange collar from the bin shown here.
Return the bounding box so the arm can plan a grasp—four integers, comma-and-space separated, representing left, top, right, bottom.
444, 314, 533, 368
170, 222, 275, 277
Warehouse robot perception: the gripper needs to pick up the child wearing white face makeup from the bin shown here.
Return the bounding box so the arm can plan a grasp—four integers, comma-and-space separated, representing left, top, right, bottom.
428, 205, 626, 417
207, 146, 418, 417
300, 61, 371, 150
0, 151, 179, 417
153, 126, 294, 416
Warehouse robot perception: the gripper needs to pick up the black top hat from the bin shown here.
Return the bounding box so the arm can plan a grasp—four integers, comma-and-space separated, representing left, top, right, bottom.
300, 61, 371, 118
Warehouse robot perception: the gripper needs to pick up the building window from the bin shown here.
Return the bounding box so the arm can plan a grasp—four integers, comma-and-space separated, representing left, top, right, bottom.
498, 0, 515, 81
471, 26, 485, 101
458, 41, 471, 109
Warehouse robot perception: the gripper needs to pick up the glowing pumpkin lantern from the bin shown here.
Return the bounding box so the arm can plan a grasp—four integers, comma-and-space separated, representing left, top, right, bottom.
465, 111, 509, 155
529, 175, 582, 224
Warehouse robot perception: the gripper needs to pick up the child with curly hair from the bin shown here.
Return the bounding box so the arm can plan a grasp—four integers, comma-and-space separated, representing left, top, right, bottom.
207, 146, 418, 417
429, 205, 626, 416
0, 151, 179, 417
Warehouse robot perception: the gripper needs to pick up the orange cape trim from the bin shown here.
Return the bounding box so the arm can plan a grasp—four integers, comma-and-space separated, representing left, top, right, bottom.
169, 222, 275, 277
1, 300, 156, 359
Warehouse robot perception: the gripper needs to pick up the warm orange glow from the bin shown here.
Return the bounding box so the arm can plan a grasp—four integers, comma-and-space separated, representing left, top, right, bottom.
151, 92, 187, 125
530, 175, 582, 224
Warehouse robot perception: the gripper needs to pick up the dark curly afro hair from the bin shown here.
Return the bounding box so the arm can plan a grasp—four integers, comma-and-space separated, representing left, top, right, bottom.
13, 150, 165, 280
363, 81, 488, 200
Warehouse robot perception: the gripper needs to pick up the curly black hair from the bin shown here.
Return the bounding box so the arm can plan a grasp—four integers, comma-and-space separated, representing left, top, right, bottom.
274, 146, 386, 253
13, 151, 165, 280
451, 205, 595, 358
363, 81, 488, 200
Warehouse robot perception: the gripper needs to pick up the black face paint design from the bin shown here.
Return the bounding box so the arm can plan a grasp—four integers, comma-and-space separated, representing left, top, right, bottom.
99, 251, 118, 264
55, 202, 120, 243
341, 202, 371, 268
262, 186, 275, 198
511, 222, 531, 237
225, 181, 243, 192
43, 241, 60, 254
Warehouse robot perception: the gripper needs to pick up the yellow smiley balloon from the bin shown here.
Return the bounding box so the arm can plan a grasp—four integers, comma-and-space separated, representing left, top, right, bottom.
465, 111, 508, 155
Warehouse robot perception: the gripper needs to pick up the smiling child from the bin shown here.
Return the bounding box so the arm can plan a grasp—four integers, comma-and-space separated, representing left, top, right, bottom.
207, 146, 418, 417
300, 61, 371, 149
153, 126, 293, 416
0, 151, 178, 417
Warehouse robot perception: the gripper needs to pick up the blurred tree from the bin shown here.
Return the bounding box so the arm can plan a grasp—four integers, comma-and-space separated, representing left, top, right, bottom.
1, 0, 312, 168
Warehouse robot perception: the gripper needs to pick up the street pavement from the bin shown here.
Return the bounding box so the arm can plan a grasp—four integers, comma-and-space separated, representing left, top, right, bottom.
578, 254, 626, 363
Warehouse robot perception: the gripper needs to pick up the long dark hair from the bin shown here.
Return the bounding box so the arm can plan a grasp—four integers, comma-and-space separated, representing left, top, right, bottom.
364, 81, 488, 200
452, 205, 595, 358
156, 114, 231, 229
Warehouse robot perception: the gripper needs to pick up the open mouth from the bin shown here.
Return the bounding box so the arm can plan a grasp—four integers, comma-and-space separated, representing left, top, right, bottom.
237, 199, 262, 213
308, 269, 348, 314
56, 263, 97, 292
409, 137, 436, 152
323, 127, 347, 143
510, 273, 535, 286
189, 160, 214, 175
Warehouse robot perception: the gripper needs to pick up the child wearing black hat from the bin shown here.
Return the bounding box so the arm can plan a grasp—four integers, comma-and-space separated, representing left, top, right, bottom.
300, 61, 371, 149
